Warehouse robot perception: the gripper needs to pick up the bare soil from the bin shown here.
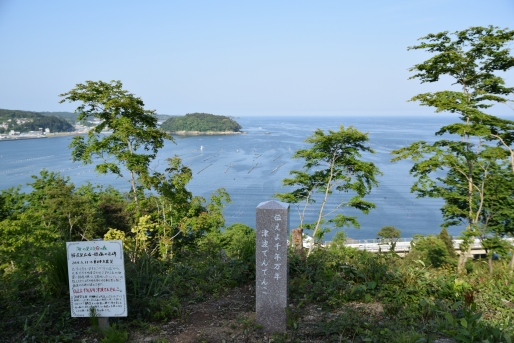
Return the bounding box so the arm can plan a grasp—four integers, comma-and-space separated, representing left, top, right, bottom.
74, 284, 456, 343
125, 284, 387, 343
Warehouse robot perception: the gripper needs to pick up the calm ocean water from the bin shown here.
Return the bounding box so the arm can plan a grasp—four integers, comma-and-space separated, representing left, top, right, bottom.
0, 116, 465, 240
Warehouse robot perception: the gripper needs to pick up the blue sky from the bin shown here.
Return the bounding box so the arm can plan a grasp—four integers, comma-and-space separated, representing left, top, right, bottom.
0, 0, 513, 116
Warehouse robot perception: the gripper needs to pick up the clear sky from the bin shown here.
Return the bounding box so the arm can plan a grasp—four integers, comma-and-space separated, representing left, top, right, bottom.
0, 0, 513, 116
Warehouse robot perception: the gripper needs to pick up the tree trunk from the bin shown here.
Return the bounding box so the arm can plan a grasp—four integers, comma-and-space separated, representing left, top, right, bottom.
307, 155, 336, 257
127, 140, 139, 207
458, 252, 466, 272
509, 251, 514, 275
457, 242, 472, 273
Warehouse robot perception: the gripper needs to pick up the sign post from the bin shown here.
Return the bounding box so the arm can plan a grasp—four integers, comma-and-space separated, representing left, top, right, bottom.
66, 240, 127, 324
255, 200, 289, 333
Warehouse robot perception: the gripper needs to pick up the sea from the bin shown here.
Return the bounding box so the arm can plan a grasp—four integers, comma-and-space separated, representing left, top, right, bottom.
0, 115, 470, 240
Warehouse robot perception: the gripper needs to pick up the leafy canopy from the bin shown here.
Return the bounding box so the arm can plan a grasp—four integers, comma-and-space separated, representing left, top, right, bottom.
392, 25, 514, 272
377, 226, 401, 240
408, 25, 514, 122
276, 125, 381, 255
59, 80, 172, 203
161, 113, 242, 132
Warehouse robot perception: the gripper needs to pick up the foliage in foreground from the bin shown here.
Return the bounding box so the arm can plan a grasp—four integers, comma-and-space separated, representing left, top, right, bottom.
0, 221, 256, 342
3, 222, 514, 342
391, 25, 514, 273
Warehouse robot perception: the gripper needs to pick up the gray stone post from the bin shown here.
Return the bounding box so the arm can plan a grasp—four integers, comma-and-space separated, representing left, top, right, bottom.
256, 200, 289, 333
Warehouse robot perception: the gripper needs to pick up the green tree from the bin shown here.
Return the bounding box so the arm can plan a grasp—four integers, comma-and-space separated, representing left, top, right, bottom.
24, 170, 102, 241
59, 80, 172, 205
391, 26, 514, 271
406, 25, 513, 124
275, 125, 381, 256
0, 171, 74, 275
377, 226, 401, 252
75, 182, 134, 237
139, 156, 231, 259
438, 227, 456, 258
0, 186, 26, 221
377, 226, 401, 241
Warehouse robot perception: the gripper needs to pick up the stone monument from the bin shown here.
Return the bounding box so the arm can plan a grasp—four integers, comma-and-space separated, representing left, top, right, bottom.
255, 200, 289, 332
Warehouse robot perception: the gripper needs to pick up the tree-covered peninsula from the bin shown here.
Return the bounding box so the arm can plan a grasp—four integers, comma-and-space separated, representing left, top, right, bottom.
160, 112, 242, 133
0, 108, 74, 134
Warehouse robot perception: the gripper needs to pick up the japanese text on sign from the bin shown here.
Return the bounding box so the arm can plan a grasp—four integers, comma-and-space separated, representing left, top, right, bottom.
259, 214, 285, 295
66, 240, 127, 317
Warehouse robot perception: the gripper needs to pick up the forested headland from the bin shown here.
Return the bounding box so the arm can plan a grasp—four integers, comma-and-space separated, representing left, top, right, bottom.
0, 109, 74, 133
160, 112, 242, 133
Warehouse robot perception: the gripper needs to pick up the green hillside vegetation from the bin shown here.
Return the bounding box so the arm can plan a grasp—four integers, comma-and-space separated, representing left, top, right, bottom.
40, 111, 80, 123
41, 110, 173, 126
161, 112, 242, 132
0, 108, 74, 133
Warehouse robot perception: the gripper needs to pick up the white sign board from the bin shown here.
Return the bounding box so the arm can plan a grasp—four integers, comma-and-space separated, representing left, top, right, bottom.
66, 240, 127, 317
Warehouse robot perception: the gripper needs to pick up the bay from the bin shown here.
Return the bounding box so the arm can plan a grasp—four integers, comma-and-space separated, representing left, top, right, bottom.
0, 115, 465, 240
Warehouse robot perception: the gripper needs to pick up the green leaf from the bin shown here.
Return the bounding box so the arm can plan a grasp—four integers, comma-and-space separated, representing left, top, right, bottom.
460, 318, 468, 328
364, 293, 372, 303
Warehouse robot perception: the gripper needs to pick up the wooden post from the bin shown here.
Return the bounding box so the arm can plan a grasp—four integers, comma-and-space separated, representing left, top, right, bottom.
93, 239, 110, 332
292, 228, 304, 259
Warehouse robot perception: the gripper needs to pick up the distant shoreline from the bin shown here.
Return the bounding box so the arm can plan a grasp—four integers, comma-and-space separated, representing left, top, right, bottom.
168, 130, 247, 136
0, 136, 48, 142
0, 131, 249, 141
0, 132, 89, 141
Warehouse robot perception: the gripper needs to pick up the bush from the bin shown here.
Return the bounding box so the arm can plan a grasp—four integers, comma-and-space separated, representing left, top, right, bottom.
438, 227, 457, 258
220, 223, 256, 263
44, 243, 69, 297
407, 235, 455, 268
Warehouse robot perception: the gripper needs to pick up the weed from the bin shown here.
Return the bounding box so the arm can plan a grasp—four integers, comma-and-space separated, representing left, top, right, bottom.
101, 323, 128, 343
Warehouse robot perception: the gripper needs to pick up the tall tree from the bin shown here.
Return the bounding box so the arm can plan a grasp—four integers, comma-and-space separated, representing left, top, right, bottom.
275, 125, 381, 256
59, 80, 172, 205
391, 25, 514, 271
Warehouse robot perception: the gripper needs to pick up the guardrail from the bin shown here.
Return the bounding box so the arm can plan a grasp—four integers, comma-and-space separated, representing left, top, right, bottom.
337, 237, 514, 253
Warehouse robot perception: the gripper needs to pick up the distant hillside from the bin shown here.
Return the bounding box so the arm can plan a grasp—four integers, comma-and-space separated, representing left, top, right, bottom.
161, 113, 242, 132
40, 111, 80, 124
41, 110, 173, 124
0, 109, 74, 134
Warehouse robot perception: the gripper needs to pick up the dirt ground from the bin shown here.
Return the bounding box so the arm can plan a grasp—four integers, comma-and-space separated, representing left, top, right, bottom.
129, 284, 268, 343
126, 284, 388, 343
74, 284, 457, 343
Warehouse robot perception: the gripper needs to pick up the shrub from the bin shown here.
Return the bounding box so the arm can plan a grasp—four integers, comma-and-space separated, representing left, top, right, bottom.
44, 243, 69, 297
408, 235, 454, 268
220, 223, 256, 263
438, 227, 457, 258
